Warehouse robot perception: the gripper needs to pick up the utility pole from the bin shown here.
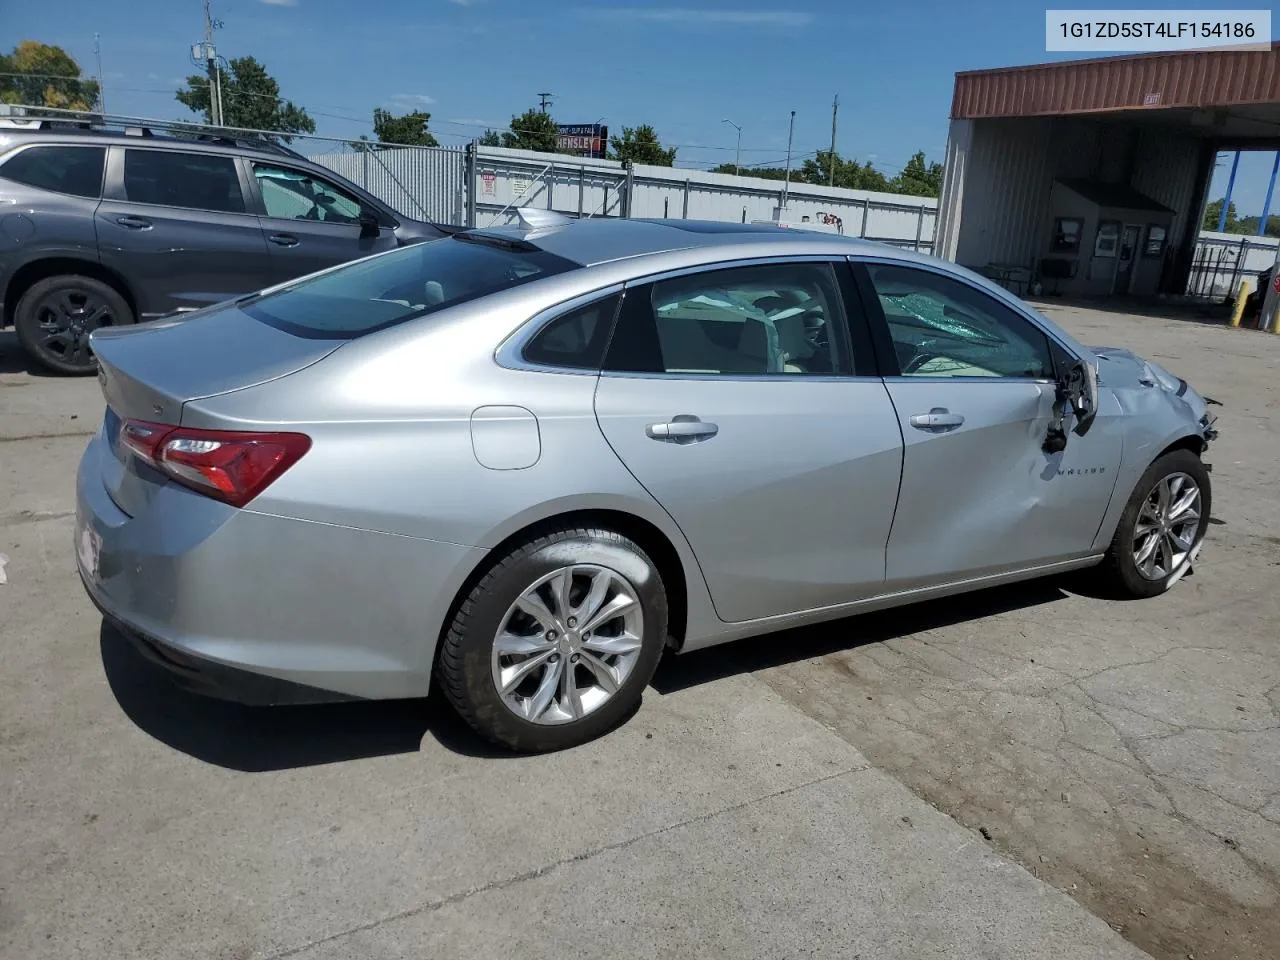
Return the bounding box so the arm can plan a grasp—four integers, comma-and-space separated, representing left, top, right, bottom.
537, 92, 553, 115
780, 109, 796, 213
828, 94, 838, 186
203, 0, 224, 127
93, 33, 105, 114
722, 118, 742, 176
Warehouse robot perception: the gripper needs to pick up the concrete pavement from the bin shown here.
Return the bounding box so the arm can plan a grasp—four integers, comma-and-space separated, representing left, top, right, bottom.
3, 306, 1277, 960
0, 324, 1153, 960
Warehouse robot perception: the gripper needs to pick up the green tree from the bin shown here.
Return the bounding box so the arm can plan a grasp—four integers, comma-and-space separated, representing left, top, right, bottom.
1235, 214, 1280, 238
712, 163, 787, 180
371, 107, 438, 147
175, 56, 314, 137
1202, 198, 1240, 232
798, 151, 890, 191
479, 128, 501, 146
609, 124, 676, 166
501, 108, 560, 152
0, 40, 99, 111
889, 150, 944, 197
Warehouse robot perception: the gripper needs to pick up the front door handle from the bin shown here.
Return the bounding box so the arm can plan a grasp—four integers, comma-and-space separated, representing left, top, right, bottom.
115, 215, 152, 230
268, 233, 300, 247
909, 408, 965, 431
646, 415, 719, 444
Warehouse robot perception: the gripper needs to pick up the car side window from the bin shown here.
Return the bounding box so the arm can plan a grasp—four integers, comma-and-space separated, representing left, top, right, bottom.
522, 293, 621, 370
122, 149, 246, 214
0, 145, 105, 199
604, 262, 848, 376
864, 263, 1054, 379
254, 163, 364, 225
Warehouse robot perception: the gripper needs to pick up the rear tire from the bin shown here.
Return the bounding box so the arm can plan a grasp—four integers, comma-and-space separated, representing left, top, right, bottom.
438, 526, 668, 753
15, 275, 134, 375
1097, 449, 1211, 598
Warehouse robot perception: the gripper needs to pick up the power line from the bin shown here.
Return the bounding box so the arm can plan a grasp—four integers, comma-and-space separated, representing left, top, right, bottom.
0, 71, 97, 82
1, 71, 926, 169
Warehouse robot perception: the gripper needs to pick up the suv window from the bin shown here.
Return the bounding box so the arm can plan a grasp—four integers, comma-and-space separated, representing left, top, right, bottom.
254, 163, 364, 224
122, 149, 245, 214
604, 262, 848, 376
522, 294, 621, 369
0, 145, 105, 198
864, 263, 1053, 379
242, 234, 578, 340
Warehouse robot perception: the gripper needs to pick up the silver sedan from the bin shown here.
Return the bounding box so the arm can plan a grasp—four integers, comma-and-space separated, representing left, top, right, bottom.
75, 212, 1219, 752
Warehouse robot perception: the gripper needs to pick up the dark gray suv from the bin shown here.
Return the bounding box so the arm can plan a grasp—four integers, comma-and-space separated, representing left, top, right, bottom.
0, 122, 451, 374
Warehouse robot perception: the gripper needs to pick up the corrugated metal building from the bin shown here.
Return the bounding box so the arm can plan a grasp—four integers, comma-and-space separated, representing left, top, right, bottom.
936, 43, 1280, 297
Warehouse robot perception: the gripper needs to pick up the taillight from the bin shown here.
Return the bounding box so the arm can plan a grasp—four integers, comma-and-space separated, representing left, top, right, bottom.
121, 419, 311, 508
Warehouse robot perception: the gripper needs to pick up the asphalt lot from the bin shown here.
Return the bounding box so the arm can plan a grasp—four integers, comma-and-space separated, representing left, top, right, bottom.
1, 305, 1277, 960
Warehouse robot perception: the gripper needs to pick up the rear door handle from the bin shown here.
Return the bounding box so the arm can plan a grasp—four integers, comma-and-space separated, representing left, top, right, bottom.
646, 415, 719, 444
268, 233, 300, 247
115, 216, 152, 230
909, 408, 965, 431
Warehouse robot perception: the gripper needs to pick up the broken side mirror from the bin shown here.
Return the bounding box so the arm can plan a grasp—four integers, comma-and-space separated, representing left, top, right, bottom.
358, 209, 381, 239
1043, 352, 1099, 454
1064, 357, 1098, 435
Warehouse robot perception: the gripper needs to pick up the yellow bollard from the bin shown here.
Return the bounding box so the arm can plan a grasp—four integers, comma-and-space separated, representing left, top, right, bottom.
1229, 279, 1250, 328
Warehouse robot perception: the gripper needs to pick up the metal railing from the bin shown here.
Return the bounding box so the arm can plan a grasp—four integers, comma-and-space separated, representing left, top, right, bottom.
1187, 234, 1279, 300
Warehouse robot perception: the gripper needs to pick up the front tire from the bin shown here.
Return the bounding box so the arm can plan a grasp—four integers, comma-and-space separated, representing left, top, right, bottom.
438, 526, 668, 753
1099, 449, 1211, 598
15, 275, 134, 375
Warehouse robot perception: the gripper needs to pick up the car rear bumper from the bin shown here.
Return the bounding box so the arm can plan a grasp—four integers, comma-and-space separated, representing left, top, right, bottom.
76, 430, 486, 702
86, 578, 360, 705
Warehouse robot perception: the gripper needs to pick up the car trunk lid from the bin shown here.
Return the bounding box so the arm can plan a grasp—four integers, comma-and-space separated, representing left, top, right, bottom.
91, 307, 342, 517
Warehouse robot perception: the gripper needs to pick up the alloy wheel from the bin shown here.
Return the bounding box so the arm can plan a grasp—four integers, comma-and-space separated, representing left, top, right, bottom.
31, 288, 115, 367
491, 564, 645, 725
1132, 471, 1203, 581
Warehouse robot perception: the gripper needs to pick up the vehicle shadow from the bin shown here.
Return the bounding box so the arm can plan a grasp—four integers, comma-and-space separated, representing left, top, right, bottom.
99, 621, 510, 771
652, 578, 1071, 694
0, 330, 69, 377
102, 579, 1071, 770
1025, 296, 1234, 328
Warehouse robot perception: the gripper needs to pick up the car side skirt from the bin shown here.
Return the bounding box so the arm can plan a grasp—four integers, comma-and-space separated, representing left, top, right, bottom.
679, 554, 1105, 653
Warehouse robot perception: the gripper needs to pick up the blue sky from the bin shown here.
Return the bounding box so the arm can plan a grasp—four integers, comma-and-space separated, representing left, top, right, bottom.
6, 0, 1278, 213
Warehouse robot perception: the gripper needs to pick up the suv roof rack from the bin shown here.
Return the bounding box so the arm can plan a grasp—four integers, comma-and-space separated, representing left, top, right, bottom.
0, 106, 310, 161
189, 131, 309, 161
0, 114, 104, 131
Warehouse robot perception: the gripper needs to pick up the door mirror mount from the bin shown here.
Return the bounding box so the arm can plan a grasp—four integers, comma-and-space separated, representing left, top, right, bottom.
1043, 353, 1099, 454
358, 209, 381, 238
1064, 357, 1098, 435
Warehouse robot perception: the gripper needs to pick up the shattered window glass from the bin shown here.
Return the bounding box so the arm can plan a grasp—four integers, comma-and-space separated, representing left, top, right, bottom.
867, 265, 1053, 379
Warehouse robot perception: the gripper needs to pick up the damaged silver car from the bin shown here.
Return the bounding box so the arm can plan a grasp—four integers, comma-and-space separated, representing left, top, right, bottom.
76, 212, 1218, 752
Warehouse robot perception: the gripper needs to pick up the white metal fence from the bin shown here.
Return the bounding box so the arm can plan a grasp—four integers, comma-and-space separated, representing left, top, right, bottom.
305, 141, 939, 251
306, 142, 467, 225
1187, 232, 1278, 299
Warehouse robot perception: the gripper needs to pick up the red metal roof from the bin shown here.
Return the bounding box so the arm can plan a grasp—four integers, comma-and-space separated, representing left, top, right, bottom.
952, 44, 1280, 119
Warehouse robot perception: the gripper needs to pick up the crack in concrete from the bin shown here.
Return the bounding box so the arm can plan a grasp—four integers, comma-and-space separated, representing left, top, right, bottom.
764, 628, 1280, 958
0, 431, 95, 443
259, 765, 867, 960
0, 510, 76, 528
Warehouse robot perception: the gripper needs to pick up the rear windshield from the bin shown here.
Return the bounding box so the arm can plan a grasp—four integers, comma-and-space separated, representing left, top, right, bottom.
241, 235, 578, 339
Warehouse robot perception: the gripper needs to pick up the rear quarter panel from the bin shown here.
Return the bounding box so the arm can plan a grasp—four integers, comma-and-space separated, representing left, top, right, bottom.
0, 181, 103, 320
179, 279, 724, 646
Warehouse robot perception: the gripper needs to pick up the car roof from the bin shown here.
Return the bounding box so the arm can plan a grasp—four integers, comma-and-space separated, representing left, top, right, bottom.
0, 125, 311, 164
463, 216, 942, 270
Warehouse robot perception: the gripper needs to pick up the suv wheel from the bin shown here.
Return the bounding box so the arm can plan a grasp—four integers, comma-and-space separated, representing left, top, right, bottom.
15, 275, 134, 375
